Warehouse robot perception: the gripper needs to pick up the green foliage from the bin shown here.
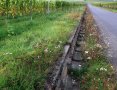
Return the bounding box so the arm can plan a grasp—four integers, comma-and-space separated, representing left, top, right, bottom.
81, 56, 116, 90
94, 2, 117, 9
0, 5, 84, 89
80, 11, 117, 90
0, 0, 85, 18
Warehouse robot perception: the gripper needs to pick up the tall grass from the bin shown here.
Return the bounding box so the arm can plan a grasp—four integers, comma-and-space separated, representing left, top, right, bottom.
0, 5, 84, 90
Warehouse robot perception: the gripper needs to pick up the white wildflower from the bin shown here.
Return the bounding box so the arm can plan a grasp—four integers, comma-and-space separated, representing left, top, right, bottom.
89, 34, 93, 36
107, 42, 110, 46
37, 56, 40, 59
6, 53, 9, 55
100, 67, 104, 71
59, 41, 62, 44
100, 67, 107, 71
85, 51, 89, 54
58, 45, 60, 48
72, 79, 76, 84
4, 52, 12, 55
87, 57, 91, 60
9, 53, 12, 55
79, 64, 82, 67
111, 66, 113, 69
104, 68, 107, 71
98, 78, 100, 81
96, 44, 102, 48
44, 48, 48, 53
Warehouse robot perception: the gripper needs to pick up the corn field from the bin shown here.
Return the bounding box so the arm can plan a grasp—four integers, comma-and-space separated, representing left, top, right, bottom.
0, 0, 84, 18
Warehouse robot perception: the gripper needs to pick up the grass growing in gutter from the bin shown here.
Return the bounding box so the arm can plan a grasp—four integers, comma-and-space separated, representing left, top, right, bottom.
0, 7, 84, 90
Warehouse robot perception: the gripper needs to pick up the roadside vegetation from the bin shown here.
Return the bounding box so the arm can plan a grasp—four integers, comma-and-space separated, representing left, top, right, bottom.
71, 8, 117, 90
0, 1, 85, 90
94, 2, 117, 12
81, 10, 117, 90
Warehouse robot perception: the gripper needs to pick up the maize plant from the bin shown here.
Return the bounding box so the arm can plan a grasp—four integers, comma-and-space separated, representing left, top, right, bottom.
0, 0, 85, 18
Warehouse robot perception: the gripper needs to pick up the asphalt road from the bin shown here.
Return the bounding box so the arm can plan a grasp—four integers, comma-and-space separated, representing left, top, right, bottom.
88, 4, 117, 70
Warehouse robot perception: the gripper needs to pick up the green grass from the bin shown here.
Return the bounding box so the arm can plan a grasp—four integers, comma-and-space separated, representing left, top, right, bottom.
0, 6, 84, 90
99, 7, 117, 13
81, 56, 116, 90
70, 12, 117, 90
93, 2, 117, 13
81, 12, 117, 90
108, 8, 117, 12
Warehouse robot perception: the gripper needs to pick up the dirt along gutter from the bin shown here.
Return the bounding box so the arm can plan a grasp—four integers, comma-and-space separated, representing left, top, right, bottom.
45, 5, 117, 90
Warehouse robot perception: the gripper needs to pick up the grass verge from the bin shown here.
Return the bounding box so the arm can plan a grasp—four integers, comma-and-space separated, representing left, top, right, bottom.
0, 7, 84, 90
71, 8, 117, 90
107, 8, 117, 13
93, 2, 117, 13
81, 9, 117, 90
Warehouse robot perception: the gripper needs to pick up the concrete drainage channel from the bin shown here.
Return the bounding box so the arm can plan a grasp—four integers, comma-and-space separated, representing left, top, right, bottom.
45, 10, 86, 90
